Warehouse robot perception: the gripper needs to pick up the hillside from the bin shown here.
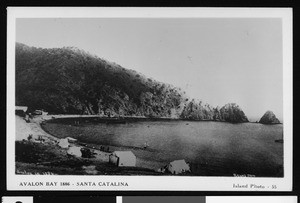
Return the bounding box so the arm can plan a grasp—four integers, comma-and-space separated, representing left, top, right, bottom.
16, 43, 248, 123
16, 43, 185, 118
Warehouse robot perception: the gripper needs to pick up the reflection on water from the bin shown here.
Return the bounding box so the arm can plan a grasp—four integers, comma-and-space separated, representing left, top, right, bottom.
43, 120, 283, 177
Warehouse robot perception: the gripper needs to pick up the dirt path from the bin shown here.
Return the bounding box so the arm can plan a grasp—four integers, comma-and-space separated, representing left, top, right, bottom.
16, 115, 55, 141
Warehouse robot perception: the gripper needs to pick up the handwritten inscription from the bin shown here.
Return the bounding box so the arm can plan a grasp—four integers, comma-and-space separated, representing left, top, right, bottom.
233, 173, 255, 177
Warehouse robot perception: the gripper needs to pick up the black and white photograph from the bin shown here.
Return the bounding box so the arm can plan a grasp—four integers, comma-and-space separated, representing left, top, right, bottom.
7, 7, 293, 191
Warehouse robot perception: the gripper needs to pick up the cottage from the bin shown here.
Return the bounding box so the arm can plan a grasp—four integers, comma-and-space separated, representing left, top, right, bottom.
167, 159, 190, 175
66, 137, 77, 143
33, 109, 48, 115
15, 106, 28, 116
109, 151, 136, 167
81, 148, 94, 158
16, 106, 28, 112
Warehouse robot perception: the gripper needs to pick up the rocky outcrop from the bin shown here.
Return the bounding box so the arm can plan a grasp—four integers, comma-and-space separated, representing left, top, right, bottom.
180, 102, 249, 123
219, 103, 249, 123
259, 111, 281, 124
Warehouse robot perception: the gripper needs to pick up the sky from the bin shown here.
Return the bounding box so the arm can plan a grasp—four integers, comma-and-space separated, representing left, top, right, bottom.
16, 18, 283, 121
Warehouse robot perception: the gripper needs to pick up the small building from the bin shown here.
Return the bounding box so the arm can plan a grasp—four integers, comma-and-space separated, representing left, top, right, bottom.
15, 106, 28, 116
81, 148, 94, 158
16, 106, 28, 112
66, 137, 77, 143
33, 109, 48, 115
109, 151, 136, 167
167, 159, 190, 175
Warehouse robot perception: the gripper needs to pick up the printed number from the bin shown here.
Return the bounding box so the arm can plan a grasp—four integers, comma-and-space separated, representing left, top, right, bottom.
272, 185, 277, 189
61, 182, 70, 186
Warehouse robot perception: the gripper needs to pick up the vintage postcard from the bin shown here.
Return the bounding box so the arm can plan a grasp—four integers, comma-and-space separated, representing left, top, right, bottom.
6, 7, 293, 191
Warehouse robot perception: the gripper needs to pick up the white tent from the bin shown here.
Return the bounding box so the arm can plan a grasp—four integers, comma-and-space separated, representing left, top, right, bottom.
58, 138, 69, 148
167, 159, 190, 174
67, 146, 82, 157
109, 151, 136, 167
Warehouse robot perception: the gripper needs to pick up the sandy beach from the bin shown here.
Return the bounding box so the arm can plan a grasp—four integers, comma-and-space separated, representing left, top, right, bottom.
15, 114, 160, 175
16, 114, 102, 141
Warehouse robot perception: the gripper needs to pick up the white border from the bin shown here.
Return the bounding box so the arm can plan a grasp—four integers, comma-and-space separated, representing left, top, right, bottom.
7, 7, 293, 191
206, 196, 298, 203
2, 196, 33, 203
116, 196, 122, 203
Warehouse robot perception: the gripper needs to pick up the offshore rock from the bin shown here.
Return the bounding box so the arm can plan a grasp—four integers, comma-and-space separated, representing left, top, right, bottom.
259, 111, 280, 124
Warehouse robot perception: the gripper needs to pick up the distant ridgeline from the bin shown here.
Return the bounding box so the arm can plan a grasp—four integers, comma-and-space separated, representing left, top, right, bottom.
16, 43, 248, 123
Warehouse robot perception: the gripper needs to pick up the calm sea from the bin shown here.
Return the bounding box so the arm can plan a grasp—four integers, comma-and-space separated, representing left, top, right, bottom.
43, 120, 283, 177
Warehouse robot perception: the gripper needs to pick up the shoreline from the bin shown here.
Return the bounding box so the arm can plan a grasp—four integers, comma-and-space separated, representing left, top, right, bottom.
15, 114, 283, 176
41, 114, 280, 124
43, 115, 282, 126
15, 114, 164, 175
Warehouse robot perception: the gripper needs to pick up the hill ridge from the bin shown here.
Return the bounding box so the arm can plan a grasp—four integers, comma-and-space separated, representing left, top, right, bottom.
16, 42, 248, 123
